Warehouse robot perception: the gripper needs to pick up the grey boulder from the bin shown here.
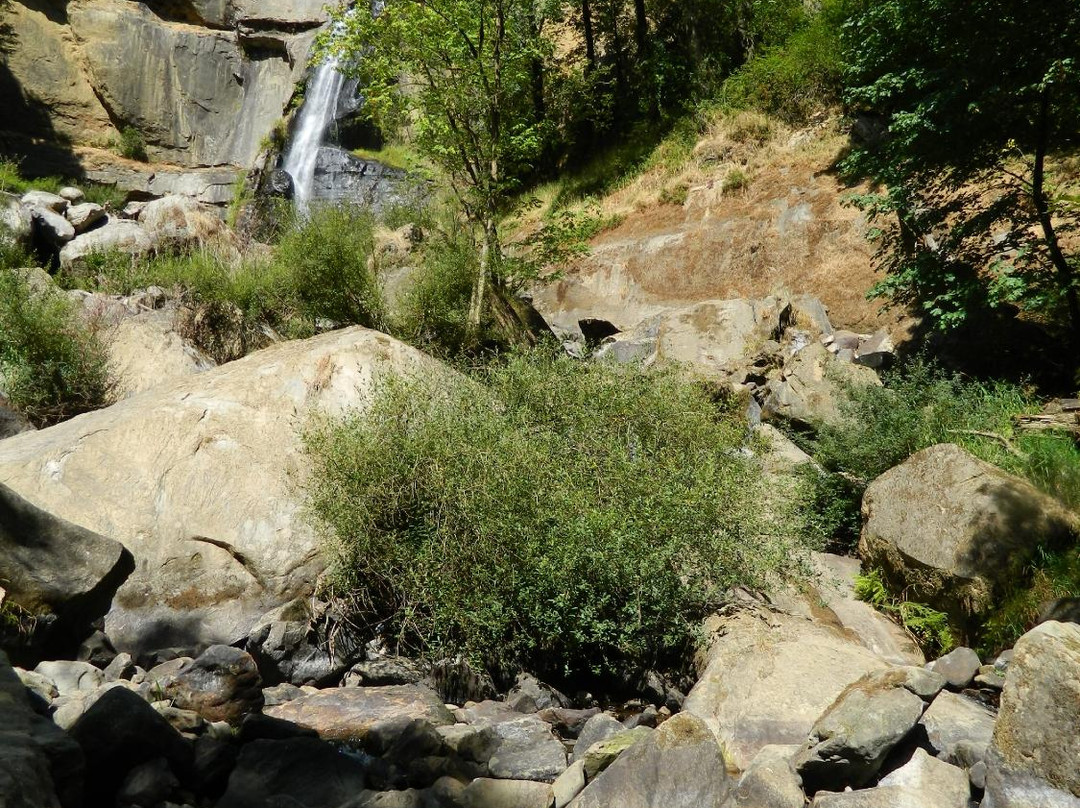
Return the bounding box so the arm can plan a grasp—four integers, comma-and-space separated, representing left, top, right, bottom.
59, 220, 153, 269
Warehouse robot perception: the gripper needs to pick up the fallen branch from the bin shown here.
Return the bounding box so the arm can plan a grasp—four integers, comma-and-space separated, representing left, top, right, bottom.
946, 429, 1028, 459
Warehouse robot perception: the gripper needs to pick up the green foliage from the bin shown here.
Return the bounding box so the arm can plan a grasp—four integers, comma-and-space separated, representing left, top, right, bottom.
275, 204, 383, 329
720, 6, 846, 123
118, 126, 148, 162
981, 545, 1080, 654
855, 569, 956, 657
841, 0, 1080, 343
722, 168, 750, 192
0, 268, 112, 426
306, 352, 811, 679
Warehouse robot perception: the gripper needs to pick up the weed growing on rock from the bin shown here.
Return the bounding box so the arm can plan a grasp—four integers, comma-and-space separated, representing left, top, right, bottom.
305, 352, 812, 682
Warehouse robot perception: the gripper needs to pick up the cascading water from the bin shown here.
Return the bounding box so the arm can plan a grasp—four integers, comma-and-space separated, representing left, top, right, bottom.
282, 58, 349, 212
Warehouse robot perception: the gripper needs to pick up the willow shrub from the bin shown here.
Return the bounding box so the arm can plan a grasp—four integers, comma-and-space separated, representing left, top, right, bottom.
0, 268, 112, 426
305, 352, 812, 680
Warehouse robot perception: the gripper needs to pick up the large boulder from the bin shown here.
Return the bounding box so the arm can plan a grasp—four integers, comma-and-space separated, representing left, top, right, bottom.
568, 713, 730, 808
0, 650, 82, 808
215, 737, 368, 808
982, 621, 1080, 807
794, 668, 931, 793
1, 192, 33, 248
812, 749, 970, 808
762, 342, 881, 428
683, 605, 890, 773
138, 195, 230, 251
0, 328, 456, 653
0, 483, 134, 662
859, 444, 1080, 630
103, 309, 216, 398
59, 220, 153, 269
159, 645, 263, 725
264, 685, 456, 747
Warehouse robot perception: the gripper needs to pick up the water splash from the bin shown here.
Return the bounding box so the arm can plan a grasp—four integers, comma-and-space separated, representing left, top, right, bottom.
283, 58, 348, 212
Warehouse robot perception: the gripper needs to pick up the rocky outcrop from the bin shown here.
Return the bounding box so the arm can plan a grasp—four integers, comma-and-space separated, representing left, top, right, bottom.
0, 328, 457, 654
2, 0, 326, 175
983, 621, 1080, 807
0, 483, 134, 662
683, 601, 890, 772
859, 444, 1080, 630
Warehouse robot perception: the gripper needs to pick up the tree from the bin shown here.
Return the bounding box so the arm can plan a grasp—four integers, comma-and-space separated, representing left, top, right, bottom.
842, 0, 1080, 350
325, 0, 549, 337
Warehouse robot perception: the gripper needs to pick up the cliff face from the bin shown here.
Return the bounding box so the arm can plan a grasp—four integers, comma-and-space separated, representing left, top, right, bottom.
0, 0, 327, 188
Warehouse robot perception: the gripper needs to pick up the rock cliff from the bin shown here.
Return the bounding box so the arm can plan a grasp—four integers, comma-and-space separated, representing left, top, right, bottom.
0, 0, 326, 191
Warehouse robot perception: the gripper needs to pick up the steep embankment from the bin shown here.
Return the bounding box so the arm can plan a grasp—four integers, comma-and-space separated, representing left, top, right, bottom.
0, 0, 325, 197
534, 118, 905, 342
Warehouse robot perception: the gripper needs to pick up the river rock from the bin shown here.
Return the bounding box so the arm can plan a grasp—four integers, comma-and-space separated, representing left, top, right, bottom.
264, 684, 455, 747
65, 202, 107, 234
69, 686, 192, 806
33, 660, 103, 697
0, 328, 456, 653
484, 714, 568, 782
554, 760, 587, 808
813, 749, 969, 807
684, 606, 889, 772
730, 744, 804, 808
859, 444, 1080, 630
762, 342, 881, 428
462, 778, 555, 808
59, 220, 153, 269
343, 657, 423, 688
159, 645, 263, 725
930, 647, 982, 689
537, 707, 601, 739
216, 737, 368, 808
568, 713, 730, 808
571, 713, 625, 763
581, 726, 653, 781
29, 204, 75, 246
982, 621, 1080, 807
919, 691, 996, 765
794, 669, 928, 793
21, 191, 67, 213
0, 651, 79, 808
116, 756, 179, 807
0, 483, 135, 662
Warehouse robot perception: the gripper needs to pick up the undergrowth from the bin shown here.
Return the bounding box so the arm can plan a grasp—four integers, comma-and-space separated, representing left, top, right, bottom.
854, 569, 956, 658
0, 267, 112, 426
305, 351, 813, 682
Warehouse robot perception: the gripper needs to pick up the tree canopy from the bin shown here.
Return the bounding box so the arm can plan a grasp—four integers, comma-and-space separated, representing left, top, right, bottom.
842, 0, 1080, 347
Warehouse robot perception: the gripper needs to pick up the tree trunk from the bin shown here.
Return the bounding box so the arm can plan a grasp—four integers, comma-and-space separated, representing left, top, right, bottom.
581, 0, 596, 74
467, 217, 500, 337
1031, 90, 1080, 351
633, 0, 648, 60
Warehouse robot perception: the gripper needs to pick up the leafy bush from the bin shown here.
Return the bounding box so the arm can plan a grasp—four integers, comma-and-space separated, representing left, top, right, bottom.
855, 569, 956, 657
274, 203, 384, 329
305, 352, 812, 680
0, 268, 112, 426
118, 126, 148, 162
720, 6, 846, 123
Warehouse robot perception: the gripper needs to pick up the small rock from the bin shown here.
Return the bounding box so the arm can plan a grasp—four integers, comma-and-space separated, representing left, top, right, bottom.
582, 726, 654, 781
553, 759, 586, 808
342, 657, 422, 688
812, 749, 969, 806
571, 713, 625, 764
65, 202, 107, 234
731, 744, 804, 808
161, 645, 263, 725
795, 669, 928, 793
918, 691, 995, 766
34, 661, 103, 697
930, 647, 982, 689
104, 652, 137, 682
30, 204, 75, 245
486, 714, 568, 782
261, 683, 304, 707
59, 187, 85, 204
16, 668, 59, 703
462, 778, 554, 808
116, 756, 178, 808
536, 707, 600, 739
507, 673, 572, 713
436, 724, 498, 764
21, 190, 68, 213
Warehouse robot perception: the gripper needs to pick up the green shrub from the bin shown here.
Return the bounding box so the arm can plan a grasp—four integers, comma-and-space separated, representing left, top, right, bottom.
855, 569, 956, 657
720, 7, 846, 123
119, 126, 148, 162
0, 268, 112, 426
274, 203, 384, 329
305, 352, 812, 680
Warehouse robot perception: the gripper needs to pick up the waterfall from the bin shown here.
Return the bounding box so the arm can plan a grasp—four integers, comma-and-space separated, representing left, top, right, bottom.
283, 58, 348, 212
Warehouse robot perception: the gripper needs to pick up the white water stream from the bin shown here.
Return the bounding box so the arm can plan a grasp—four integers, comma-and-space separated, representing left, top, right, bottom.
282, 58, 348, 212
